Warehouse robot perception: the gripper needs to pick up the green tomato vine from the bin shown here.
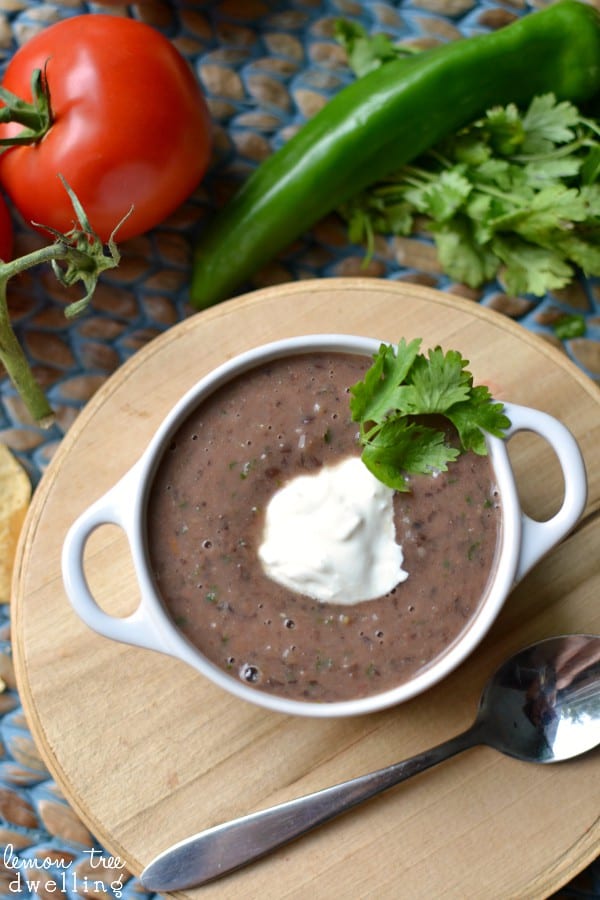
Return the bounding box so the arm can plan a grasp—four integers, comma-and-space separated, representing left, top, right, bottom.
0, 176, 125, 425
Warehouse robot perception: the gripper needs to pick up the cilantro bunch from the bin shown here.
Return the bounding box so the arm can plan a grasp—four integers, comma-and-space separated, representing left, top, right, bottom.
341, 93, 600, 296
334, 24, 600, 296
350, 339, 510, 491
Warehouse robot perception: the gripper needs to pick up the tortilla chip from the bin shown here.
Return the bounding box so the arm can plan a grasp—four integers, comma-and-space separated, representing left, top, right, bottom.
0, 443, 31, 603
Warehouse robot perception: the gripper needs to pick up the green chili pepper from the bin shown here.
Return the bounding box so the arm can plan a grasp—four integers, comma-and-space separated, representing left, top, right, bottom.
191, 0, 600, 309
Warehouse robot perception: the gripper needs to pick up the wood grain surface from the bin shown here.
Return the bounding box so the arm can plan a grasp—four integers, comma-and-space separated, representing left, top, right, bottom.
12, 279, 600, 899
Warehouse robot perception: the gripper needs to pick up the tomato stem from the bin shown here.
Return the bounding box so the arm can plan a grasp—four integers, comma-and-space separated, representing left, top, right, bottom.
0, 274, 53, 424
0, 68, 51, 147
0, 177, 123, 425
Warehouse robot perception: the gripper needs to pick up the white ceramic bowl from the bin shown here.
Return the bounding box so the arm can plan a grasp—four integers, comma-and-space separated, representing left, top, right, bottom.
62, 334, 588, 717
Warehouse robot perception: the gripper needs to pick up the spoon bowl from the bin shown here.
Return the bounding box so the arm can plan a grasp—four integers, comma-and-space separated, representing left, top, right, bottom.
141, 634, 600, 892
476, 634, 600, 763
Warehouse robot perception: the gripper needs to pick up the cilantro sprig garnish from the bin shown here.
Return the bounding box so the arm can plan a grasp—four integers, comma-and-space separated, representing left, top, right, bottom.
336, 29, 600, 298
350, 339, 511, 491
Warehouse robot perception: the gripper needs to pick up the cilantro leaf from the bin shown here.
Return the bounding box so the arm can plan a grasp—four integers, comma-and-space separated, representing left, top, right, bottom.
361, 419, 460, 492
401, 347, 472, 414
496, 184, 591, 238
473, 158, 514, 191
519, 94, 580, 154
552, 313, 586, 340
448, 132, 492, 167
404, 167, 472, 222
523, 156, 583, 183
446, 387, 511, 454
333, 20, 418, 77
349, 337, 421, 426
432, 218, 499, 288
556, 231, 600, 274
351, 341, 510, 491
492, 235, 574, 295
484, 102, 525, 156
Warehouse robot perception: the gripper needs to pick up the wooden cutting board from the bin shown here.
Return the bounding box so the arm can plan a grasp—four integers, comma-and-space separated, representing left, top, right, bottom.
12, 278, 600, 899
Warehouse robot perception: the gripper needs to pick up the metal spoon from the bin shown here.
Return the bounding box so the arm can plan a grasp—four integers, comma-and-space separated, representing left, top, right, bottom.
141, 634, 600, 892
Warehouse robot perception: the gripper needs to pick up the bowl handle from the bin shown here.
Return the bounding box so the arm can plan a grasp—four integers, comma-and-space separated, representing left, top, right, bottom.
504, 402, 587, 583
61, 462, 167, 654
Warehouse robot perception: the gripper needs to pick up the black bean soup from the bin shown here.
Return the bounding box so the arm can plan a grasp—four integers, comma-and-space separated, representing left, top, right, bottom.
146, 352, 501, 703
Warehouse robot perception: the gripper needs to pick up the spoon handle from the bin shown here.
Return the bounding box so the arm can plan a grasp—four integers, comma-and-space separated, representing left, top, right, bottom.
141, 724, 481, 892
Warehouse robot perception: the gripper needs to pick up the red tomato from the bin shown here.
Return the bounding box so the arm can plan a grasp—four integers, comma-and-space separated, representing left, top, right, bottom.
0, 193, 13, 261
0, 15, 211, 243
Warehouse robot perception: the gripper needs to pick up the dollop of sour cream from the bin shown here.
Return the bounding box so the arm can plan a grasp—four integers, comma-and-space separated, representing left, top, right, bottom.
258, 456, 408, 604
